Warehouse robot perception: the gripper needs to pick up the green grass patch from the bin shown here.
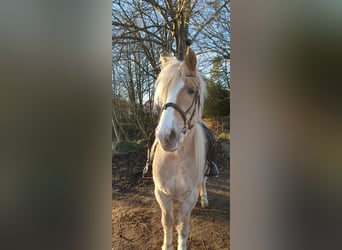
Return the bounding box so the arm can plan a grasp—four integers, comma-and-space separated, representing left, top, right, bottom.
112, 141, 144, 155
217, 132, 230, 141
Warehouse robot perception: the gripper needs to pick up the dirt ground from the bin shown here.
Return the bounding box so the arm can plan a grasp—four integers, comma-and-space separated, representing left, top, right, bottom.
112, 141, 230, 250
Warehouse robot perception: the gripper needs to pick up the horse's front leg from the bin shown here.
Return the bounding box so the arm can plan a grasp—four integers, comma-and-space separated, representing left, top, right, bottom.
176, 190, 198, 250
155, 188, 174, 250
199, 176, 209, 208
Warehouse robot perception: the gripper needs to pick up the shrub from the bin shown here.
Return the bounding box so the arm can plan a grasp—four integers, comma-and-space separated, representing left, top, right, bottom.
217, 132, 230, 141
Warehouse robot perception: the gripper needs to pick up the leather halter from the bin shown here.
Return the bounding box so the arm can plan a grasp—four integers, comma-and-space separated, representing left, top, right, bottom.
161, 79, 200, 133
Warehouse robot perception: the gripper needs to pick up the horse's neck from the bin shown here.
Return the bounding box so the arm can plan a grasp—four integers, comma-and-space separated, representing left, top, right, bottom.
178, 129, 196, 154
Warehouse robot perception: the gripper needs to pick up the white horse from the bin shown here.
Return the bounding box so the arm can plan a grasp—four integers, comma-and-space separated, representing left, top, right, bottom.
152, 46, 209, 250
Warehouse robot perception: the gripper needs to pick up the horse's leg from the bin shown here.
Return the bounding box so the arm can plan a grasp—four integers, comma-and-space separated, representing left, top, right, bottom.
199, 176, 209, 208
155, 188, 174, 250
176, 191, 198, 250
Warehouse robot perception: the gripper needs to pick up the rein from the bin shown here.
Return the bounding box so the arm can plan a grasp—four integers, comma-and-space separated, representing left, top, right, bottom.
162, 86, 200, 133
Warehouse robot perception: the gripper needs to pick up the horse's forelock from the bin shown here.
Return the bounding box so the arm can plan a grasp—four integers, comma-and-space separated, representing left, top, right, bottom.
155, 54, 206, 110
155, 57, 181, 105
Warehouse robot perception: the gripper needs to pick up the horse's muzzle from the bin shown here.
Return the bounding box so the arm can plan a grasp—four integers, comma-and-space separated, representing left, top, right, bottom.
157, 129, 179, 152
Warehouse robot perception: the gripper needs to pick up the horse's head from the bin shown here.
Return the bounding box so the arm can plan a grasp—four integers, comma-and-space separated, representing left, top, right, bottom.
154, 47, 206, 152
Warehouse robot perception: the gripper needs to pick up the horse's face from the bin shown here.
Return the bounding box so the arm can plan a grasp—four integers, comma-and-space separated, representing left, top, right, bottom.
156, 76, 200, 152
155, 47, 204, 152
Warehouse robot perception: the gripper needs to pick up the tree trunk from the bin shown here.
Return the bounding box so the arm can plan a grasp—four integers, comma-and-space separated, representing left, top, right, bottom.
112, 104, 128, 142
175, 0, 191, 59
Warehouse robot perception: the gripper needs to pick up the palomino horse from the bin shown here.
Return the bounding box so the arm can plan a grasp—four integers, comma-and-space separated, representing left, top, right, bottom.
152, 47, 209, 250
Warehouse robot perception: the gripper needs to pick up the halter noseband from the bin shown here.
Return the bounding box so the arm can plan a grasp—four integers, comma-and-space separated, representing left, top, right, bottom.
162, 85, 200, 133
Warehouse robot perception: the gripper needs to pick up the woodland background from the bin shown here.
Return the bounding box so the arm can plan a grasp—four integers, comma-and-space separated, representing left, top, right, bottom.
112, 0, 230, 142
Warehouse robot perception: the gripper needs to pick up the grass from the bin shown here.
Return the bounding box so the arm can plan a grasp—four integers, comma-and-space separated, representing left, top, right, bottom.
217, 132, 230, 141
112, 141, 145, 155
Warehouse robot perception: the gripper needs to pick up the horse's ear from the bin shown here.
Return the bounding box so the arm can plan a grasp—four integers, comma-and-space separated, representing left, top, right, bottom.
184, 47, 197, 72
160, 52, 170, 68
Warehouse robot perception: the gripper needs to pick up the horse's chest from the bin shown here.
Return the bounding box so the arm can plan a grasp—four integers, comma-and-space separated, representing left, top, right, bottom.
161, 157, 196, 178
160, 177, 197, 201
156, 159, 199, 198
153, 144, 201, 197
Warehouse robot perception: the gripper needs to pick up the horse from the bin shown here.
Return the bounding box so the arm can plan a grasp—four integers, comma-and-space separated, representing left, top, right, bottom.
152, 46, 209, 250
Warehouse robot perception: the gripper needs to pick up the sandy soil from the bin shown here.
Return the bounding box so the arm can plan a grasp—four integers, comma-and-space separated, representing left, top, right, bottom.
112, 142, 230, 250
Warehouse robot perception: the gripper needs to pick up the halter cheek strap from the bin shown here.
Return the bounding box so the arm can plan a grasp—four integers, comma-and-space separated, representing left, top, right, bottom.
162, 88, 200, 133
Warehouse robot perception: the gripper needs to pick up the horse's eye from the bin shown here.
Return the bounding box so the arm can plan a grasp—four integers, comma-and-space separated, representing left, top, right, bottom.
187, 88, 195, 95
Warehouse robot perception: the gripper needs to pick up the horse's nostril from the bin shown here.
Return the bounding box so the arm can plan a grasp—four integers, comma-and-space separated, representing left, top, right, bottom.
168, 129, 176, 142
157, 129, 179, 151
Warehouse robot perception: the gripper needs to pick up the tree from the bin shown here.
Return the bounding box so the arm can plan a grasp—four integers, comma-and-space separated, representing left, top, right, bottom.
112, 0, 230, 140
204, 56, 230, 118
